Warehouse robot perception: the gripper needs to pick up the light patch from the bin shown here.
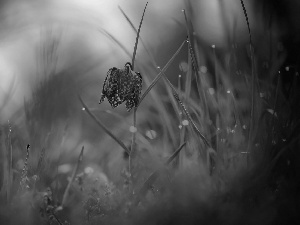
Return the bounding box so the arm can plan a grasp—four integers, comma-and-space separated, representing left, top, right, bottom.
84, 166, 94, 174
179, 61, 188, 73
267, 109, 277, 117
200, 66, 207, 73
208, 88, 215, 95
58, 164, 72, 174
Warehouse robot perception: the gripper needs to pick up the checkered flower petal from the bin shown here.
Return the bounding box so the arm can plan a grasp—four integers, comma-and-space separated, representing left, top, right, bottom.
99, 62, 142, 111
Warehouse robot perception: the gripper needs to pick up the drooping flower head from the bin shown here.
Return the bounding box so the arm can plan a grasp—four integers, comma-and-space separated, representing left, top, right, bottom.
99, 62, 142, 111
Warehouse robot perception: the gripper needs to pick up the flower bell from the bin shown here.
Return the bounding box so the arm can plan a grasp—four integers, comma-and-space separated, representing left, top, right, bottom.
99, 62, 142, 111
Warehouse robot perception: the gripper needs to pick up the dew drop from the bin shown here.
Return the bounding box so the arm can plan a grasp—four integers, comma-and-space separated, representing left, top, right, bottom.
182, 120, 189, 126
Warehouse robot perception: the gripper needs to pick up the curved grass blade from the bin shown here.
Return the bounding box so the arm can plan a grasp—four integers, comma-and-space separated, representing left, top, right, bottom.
78, 95, 130, 154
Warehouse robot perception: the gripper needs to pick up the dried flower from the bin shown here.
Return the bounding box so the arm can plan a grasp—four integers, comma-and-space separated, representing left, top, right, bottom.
99, 62, 142, 111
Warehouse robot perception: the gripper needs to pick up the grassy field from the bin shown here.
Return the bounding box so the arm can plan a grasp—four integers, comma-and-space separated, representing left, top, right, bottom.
0, 1, 299, 224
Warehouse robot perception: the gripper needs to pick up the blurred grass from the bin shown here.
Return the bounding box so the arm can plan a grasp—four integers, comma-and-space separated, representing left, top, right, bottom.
1, 1, 300, 225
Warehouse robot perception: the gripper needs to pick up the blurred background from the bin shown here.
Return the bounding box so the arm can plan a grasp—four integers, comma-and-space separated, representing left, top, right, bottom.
1, 0, 299, 178
0, 0, 267, 121
0, 0, 299, 192
0, 0, 300, 224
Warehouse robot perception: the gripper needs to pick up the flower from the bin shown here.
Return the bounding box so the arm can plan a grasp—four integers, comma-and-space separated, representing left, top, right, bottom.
99, 62, 142, 111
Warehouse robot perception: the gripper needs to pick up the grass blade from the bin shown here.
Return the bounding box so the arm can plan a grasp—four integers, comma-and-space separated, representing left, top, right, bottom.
78, 95, 130, 154
182, 9, 199, 72
61, 146, 84, 208
240, 0, 255, 167
131, 2, 148, 69
162, 75, 211, 148
165, 142, 187, 165
118, 5, 159, 69
138, 40, 187, 106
